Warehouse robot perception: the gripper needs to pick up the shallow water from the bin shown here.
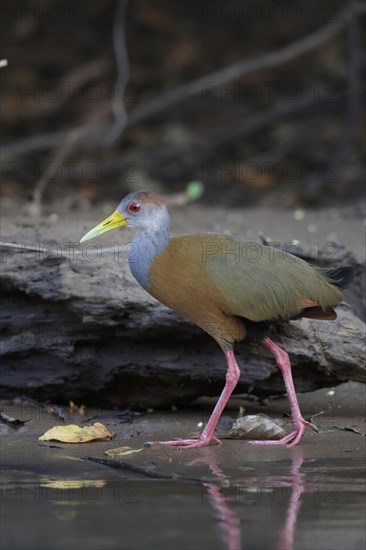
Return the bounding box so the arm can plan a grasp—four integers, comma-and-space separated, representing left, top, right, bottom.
2, 456, 365, 550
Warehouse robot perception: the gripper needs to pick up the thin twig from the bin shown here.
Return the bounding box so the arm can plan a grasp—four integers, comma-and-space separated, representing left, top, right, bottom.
2, 5, 364, 160
313, 0, 363, 192
104, 0, 130, 145
27, 126, 93, 217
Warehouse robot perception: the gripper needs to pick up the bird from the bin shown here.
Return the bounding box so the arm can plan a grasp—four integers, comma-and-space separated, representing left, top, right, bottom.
80, 190, 354, 448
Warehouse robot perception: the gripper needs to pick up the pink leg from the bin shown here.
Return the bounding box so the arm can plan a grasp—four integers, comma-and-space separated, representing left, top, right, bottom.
250, 338, 318, 448
151, 350, 240, 449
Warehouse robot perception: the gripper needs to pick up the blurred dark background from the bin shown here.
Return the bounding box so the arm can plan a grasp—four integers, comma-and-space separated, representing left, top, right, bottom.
1, 0, 365, 213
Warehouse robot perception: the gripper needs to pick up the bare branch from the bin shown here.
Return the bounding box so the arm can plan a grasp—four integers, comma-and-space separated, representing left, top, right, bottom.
126, 6, 363, 127
26, 1, 130, 216
104, 0, 130, 145
27, 125, 97, 217
308, 0, 363, 193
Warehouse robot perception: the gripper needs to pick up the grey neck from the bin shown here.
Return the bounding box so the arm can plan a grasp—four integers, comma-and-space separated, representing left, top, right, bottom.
129, 220, 170, 290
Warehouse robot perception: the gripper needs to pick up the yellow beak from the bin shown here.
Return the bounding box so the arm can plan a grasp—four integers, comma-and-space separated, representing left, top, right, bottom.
80, 210, 128, 243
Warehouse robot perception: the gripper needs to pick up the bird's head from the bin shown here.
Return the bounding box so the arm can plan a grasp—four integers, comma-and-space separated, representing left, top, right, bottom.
80, 190, 168, 243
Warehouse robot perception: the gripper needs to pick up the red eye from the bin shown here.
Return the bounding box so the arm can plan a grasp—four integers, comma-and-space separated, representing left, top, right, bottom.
128, 202, 141, 213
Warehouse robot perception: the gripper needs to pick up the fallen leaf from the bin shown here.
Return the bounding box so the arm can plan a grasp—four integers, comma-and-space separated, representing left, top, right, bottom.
223, 414, 286, 440
69, 401, 87, 416
0, 411, 30, 429
39, 422, 114, 443
105, 446, 143, 458
41, 480, 106, 490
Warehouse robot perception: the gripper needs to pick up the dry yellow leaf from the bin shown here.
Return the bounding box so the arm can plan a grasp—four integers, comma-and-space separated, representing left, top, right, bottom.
105, 446, 143, 458
41, 480, 107, 490
39, 422, 114, 443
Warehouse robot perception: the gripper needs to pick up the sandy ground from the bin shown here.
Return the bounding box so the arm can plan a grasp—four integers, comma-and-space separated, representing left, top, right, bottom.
2, 381, 365, 475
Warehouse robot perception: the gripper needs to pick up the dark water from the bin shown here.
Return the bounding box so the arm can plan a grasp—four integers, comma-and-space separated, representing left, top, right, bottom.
1, 456, 365, 550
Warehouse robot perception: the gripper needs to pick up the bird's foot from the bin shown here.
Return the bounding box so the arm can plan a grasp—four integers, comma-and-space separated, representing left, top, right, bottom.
249, 417, 318, 448
147, 434, 221, 449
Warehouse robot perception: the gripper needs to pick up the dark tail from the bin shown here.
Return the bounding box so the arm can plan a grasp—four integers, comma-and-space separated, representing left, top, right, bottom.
327, 266, 354, 289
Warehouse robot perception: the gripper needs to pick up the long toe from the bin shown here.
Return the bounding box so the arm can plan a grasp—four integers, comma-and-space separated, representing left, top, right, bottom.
304, 419, 318, 433
249, 431, 298, 446
249, 417, 316, 447
148, 435, 221, 449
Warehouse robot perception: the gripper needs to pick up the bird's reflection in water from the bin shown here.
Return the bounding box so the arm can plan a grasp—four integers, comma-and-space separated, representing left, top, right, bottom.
203, 457, 242, 550
199, 448, 306, 550
276, 449, 305, 550
204, 482, 242, 550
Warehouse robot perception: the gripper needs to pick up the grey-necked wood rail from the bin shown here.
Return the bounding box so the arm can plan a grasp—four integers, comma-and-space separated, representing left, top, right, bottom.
80, 190, 353, 448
